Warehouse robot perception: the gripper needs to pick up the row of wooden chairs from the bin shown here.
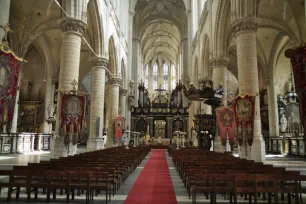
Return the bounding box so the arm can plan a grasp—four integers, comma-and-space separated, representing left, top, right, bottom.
170, 148, 306, 204
0, 146, 150, 203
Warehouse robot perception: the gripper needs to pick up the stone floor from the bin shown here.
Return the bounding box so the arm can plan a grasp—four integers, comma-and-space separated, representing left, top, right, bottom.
0, 148, 305, 203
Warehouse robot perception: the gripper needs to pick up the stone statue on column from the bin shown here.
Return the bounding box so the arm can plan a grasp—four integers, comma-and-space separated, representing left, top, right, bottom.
280, 114, 287, 133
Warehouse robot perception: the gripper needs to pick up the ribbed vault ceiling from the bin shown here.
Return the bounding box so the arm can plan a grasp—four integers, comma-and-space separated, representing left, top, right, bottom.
135, 0, 186, 65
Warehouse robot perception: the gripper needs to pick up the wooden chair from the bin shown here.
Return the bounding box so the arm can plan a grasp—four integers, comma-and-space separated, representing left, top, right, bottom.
255, 174, 276, 204
234, 175, 256, 204
46, 170, 70, 203
214, 174, 235, 204
192, 174, 215, 204
88, 172, 111, 204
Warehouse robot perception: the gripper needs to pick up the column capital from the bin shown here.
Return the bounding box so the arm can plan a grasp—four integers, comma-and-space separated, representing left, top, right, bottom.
91, 57, 108, 69
107, 77, 121, 86
129, 10, 135, 16
59, 17, 87, 35
120, 88, 128, 96
231, 17, 260, 35
210, 57, 229, 67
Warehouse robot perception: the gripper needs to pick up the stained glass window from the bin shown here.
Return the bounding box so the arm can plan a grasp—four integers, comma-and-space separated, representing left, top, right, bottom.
153, 62, 158, 90
163, 63, 168, 90
171, 64, 176, 89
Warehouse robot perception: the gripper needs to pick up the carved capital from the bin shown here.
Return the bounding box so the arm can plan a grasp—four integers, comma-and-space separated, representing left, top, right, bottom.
120, 88, 128, 96
210, 57, 229, 67
91, 57, 108, 69
107, 77, 121, 86
129, 10, 135, 16
232, 17, 260, 34
59, 18, 87, 35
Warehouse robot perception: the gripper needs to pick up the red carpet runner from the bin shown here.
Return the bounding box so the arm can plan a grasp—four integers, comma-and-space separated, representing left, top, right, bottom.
125, 149, 177, 204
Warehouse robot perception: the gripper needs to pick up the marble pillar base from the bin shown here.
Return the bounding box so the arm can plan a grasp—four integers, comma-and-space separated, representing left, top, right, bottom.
87, 137, 105, 151
105, 137, 115, 148
50, 137, 77, 158
238, 145, 248, 159
213, 136, 224, 152
250, 136, 266, 162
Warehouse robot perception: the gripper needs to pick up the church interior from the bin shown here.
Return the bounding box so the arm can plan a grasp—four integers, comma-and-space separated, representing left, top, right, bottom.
0, 0, 306, 203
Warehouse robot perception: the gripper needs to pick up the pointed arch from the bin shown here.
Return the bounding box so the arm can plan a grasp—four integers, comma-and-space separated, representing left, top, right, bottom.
214, 0, 231, 58
87, 0, 104, 56
121, 58, 127, 88
193, 56, 199, 87
108, 36, 119, 78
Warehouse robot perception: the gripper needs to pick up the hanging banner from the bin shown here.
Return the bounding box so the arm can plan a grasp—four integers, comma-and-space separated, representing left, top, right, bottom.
216, 106, 236, 146
60, 94, 86, 145
0, 47, 21, 132
114, 115, 124, 141
233, 95, 255, 146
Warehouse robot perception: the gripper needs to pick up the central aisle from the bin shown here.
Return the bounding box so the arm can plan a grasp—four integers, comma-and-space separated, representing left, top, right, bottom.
124, 149, 177, 204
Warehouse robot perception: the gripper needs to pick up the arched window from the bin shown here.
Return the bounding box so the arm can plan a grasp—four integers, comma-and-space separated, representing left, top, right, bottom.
144, 64, 148, 88
153, 62, 158, 90
171, 64, 176, 89
163, 63, 168, 90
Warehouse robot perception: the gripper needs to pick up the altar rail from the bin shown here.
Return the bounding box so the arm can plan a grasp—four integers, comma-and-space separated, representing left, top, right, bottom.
265, 136, 306, 156
0, 133, 52, 154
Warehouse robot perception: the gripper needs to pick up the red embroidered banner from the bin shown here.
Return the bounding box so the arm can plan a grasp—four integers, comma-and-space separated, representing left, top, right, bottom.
114, 115, 124, 141
216, 106, 236, 146
233, 95, 255, 146
0, 50, 21, 132
60, 94, 86, 145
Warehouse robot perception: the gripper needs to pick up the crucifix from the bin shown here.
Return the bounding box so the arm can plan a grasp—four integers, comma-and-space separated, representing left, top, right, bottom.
155, 84, 166, 95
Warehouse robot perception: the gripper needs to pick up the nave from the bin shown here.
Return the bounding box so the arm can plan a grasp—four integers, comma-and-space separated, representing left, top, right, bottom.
0, 147, 306, 204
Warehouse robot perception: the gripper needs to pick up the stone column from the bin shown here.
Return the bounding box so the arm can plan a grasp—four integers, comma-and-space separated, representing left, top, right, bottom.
210, 57, 228, 152
0, 0, 10, 40
106, 78, 121, 147
232, 15, 266, 162
147, 117, 154, 136
167, 117, 173, 140
126, 10, 135, 130
181, 38, 188, 85
50, 18, 86, 158
11, 72, 22, 133
120, 88, 128, 117
87, 57, 108, 151
132, 37, 140, 107
42, 74, 54, 134
267, 81, 279, 137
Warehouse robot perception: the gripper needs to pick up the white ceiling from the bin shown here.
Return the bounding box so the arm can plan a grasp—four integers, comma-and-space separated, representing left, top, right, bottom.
135, 0, 186, 66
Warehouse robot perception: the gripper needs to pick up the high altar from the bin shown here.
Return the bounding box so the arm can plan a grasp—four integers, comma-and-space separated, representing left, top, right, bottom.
130, 81, 189, 145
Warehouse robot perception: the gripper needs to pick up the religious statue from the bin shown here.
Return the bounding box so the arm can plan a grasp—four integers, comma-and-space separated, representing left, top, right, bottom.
264, 90, 268, 106
280, 114, 287, 133
102, 128, 107, 149
130, 78, 135, 90
186, 76, 190, 86
47, 104, 55, 118
128, 91, 135, 109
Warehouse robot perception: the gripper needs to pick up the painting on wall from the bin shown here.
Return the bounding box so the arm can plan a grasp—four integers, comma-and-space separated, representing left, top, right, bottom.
19, 101, 43, 132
